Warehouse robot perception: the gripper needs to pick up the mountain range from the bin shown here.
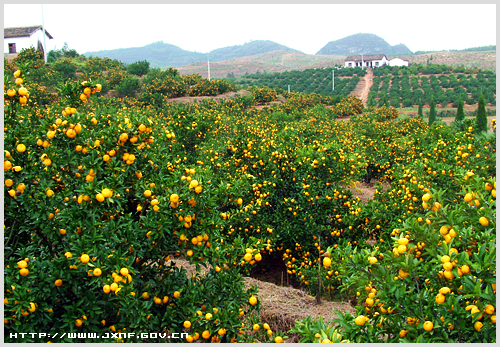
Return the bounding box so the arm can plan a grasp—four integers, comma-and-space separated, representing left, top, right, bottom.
83, 33, 411, 68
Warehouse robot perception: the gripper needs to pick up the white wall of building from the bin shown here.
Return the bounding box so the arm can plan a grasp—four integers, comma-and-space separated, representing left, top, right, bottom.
389, 58, 409, 67
4, 28, 52, 57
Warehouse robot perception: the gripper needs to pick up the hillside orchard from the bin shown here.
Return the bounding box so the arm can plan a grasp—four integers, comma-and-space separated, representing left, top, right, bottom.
3, 48, 496, 343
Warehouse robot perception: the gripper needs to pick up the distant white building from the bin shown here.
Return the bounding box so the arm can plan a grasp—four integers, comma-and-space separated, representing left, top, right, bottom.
4, 25, 53, 60
389, 57, 409, 67
345, 54, 388, 68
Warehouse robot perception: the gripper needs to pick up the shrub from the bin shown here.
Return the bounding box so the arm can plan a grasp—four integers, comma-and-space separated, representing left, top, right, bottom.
116, 76, 142, 97
127, 60, 150, 76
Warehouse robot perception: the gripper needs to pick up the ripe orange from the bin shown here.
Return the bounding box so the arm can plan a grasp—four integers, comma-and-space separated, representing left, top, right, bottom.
17, 260, 28, 269
202, 330, 210, 339
485, 304, 495, 315
20, 268, 29, 276
16, 144, 26, 153
354, 315, 367, 326
54, 279, 63, 287
474, 321, 483, 331
183, 320, 191, 329
479, 217, 489, 227
75, 319, 83, 327
66, 129, 76, 138
80, 254, 90, 264
435, 293, 445, 304
423, 321, 433, 332
174, 291, 181, 298
120, 268, 129, 277
323, 256, 332, 268
93, 268, 102, 277
4, 161, 12, 171
96, 193, 105, 202
249, 296, 258, 305
243, 253, 252, 262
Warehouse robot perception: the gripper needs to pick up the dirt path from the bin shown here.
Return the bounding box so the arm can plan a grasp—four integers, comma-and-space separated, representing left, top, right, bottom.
359, 68, 373, 106
349, 68, 373, 107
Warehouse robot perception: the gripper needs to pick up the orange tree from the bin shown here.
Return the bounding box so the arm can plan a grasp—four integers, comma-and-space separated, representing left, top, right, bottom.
288, 117, 496, 342
3, 69, 272, 343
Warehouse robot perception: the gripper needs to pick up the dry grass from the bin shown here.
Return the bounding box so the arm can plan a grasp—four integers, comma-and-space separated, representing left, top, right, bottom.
169, 257, 355, 342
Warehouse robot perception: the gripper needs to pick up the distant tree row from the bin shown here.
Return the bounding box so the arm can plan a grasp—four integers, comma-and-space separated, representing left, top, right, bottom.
235, 67, 365, 99
368, 68, 495, 108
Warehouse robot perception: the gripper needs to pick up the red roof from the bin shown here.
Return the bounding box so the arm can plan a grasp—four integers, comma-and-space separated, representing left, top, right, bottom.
4, 26, 53, 39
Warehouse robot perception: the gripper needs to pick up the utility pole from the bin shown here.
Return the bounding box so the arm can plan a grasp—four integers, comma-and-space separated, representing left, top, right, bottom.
207, 56, 211, 81
41, 4, 47, 63
332, 69, 335, 91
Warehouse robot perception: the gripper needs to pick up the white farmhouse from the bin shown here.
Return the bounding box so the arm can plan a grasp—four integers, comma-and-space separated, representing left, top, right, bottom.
345, 54, 388, 68
4, 25, 53, 60
389, 57, 409, 67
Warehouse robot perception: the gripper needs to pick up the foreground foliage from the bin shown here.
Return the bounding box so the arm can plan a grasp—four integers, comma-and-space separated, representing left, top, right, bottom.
3, 50, 496, 343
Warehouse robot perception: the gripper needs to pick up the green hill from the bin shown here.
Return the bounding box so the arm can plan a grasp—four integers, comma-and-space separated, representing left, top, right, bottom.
84, 40, 302, 68
209, 40, 301, 61
316, 33, 412, 55
84, 41, 205, 68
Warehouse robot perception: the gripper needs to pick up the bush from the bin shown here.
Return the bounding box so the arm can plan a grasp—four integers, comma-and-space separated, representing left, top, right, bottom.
127, 60, 150, 76
116, 76, 142, 97
52, 58, 77, 82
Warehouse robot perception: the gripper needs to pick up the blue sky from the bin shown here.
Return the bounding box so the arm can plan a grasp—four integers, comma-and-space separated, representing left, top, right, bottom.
4, 4, 497, 55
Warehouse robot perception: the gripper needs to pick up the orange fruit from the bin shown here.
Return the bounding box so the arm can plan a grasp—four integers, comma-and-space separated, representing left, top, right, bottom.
354, 315, 367, 326
435, 293, 445, 304
323, 256, 332, 268
20, 268, 29, 276
79, 94, 87, 102
183, 320, 191, 329
423, 321, 433, 332
18, 87, 28, 96
474, 321, 483, 331
202, 330, 210, 339
80, 254, 90, 264
479, 217, 489, 227
120, 268, 129, 277
249, 296, 258, 306
54, 279, 63, 287
96, 193, 105, 202
66, 129, 76, 138
93, 268, 102, 277
485, 304, 495, 315
144, 190, 152, 198
4, 161, 12, 171
173, 291, 181, 298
